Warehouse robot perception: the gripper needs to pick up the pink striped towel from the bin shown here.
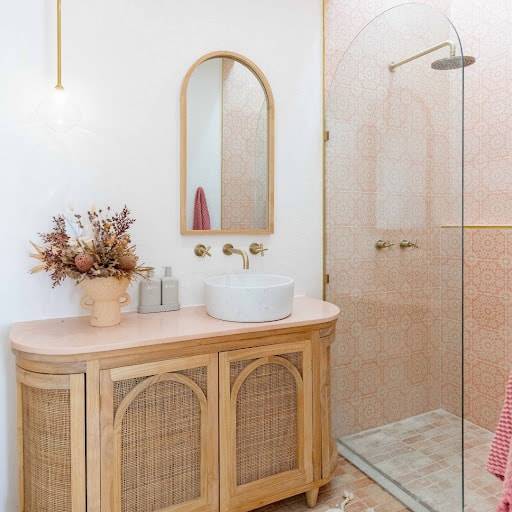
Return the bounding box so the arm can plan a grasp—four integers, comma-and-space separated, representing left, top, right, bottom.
487, 372, 512, 511
192, 186, 211, 230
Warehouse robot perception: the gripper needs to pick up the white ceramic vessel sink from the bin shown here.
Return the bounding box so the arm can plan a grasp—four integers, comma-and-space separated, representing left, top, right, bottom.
204, 274, 294, 322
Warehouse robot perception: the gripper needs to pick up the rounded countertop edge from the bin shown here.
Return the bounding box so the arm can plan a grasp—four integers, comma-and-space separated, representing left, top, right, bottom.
9, 296, 340, 356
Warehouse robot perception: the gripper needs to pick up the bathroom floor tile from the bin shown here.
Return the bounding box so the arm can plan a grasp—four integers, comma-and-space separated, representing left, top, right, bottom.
339, 409, 502, 511
254, 456, 410, 512
254, 410, 502, 512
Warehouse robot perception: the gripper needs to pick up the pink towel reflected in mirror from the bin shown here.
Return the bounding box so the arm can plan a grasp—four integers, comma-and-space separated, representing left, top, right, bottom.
193, 186, 211, 230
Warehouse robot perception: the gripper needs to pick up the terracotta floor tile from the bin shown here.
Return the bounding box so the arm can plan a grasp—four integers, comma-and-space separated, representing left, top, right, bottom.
339, 409, 501, 511
254, 456, 411, 512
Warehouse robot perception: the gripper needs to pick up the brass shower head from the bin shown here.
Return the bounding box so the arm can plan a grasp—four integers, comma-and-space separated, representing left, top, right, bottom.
431, 55, 476, 70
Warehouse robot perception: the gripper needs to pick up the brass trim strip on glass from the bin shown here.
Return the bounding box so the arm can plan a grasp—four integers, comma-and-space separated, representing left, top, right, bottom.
442, 225, 512, 229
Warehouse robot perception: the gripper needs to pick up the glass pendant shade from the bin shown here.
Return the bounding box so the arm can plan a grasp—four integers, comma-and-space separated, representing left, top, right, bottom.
37, 85, 81, 132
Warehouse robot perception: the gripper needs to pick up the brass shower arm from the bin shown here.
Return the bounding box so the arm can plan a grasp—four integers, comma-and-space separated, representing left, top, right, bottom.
388, 40, 456, 72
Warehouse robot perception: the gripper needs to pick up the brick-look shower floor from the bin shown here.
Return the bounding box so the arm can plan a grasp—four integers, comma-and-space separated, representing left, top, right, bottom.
255, 410, 503, 512
339, 410, 502, 512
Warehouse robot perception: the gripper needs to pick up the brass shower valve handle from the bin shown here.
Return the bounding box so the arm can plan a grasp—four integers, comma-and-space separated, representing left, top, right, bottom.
375, 240, 394, 249
399, 240, 419, 249
194, 244, 212, 258
249, 242, 268, 256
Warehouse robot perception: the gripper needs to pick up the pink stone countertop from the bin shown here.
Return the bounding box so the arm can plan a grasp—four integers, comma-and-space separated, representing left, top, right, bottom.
10, 296, 340, 356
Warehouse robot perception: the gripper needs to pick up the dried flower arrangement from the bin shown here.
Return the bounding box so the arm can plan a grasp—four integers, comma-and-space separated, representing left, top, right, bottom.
29, 205, 151, 287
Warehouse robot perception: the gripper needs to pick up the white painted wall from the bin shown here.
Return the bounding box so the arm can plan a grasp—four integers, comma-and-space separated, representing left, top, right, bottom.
0, 0, 323, 508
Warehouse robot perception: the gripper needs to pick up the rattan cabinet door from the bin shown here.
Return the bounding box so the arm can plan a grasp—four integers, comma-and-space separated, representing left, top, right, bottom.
100, 354, 219, 512
219, 338, 314, 512
16, 368, 86, 512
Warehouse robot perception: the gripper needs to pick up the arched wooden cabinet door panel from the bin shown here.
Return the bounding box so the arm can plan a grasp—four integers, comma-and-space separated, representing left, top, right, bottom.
16, 368, 86, 512
219, 339, 314, 512
99, 354, 219, 512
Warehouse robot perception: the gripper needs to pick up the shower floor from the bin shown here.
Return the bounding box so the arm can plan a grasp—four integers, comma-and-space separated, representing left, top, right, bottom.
338, 409, 501, 512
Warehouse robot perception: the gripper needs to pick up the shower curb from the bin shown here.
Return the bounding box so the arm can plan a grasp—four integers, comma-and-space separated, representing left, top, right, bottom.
337, 440, 434, 512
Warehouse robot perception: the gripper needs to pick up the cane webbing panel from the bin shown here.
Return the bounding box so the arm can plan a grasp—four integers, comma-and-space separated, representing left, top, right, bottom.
231, 353, 302, 485
114, 368, 206, 512
229, 353, 302, 386
21, 385, 72, 512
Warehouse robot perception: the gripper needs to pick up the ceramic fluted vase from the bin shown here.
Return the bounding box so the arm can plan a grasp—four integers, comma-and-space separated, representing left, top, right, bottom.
80, 277, 131, 327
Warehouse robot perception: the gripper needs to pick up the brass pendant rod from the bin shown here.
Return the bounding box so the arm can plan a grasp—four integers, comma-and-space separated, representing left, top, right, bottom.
56, 0, 63, 89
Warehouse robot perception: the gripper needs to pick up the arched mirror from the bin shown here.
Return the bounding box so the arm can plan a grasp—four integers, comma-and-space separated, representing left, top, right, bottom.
180, 51, 274, 234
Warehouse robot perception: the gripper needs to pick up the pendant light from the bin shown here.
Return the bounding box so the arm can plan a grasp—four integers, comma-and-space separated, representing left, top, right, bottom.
37, 0, 80, 132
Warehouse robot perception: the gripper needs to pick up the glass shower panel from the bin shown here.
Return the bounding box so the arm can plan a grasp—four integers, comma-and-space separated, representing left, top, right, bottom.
324, 4, 466, 511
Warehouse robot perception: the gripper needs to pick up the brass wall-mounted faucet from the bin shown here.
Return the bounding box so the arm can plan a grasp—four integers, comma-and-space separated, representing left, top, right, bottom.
223, 244, 249, 269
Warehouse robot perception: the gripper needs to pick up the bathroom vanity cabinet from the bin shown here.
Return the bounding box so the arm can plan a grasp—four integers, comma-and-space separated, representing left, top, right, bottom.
10, 296, 339, 512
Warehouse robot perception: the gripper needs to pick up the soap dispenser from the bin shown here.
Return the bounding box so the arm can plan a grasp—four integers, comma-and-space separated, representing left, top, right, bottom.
161, 266, 180, 311
138, 270, 162, 313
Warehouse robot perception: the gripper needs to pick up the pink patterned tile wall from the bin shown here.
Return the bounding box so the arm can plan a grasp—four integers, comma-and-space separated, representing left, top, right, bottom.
439, 228, 463, 417
325, 0, 512, 436
325, 3, 463, 437
455, 0, 512, 432
464, 228, 512, 431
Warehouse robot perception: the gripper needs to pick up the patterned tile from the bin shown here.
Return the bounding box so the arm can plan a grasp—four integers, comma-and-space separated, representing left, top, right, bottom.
325, 0, 512, 450
324, 1, 512, 511
221, 59, 267, 230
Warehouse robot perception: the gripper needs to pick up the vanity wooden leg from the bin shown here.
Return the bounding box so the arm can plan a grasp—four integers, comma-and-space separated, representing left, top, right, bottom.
306, 487, 319, 508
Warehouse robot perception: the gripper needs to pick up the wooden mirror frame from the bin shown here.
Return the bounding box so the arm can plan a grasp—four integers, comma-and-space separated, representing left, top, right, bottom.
180, 51, 275, 235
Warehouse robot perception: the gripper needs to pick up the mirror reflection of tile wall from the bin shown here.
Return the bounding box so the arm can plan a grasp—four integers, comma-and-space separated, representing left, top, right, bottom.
221, 59, 268, 230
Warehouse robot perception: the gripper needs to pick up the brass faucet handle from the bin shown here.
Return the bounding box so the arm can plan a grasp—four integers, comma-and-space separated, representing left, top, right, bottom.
249, 242, 268, 256
399, 240, 419, 249
375, 240, 394, 249
194, 244, 211, 258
